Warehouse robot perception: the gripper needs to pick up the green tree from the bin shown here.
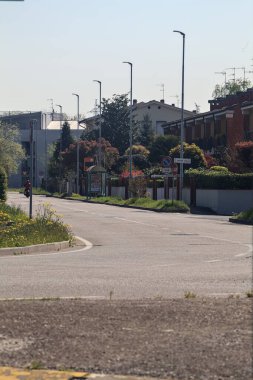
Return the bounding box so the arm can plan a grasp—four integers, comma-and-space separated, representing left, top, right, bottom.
53, 121, 74, 160
149, 135, 179, 164
0, 122, 25, 175
0, 166, 7, 201
212, 78, 251, 99
136, 113, 154, 148
169, 143, 207, 169
101, 94, 137, 155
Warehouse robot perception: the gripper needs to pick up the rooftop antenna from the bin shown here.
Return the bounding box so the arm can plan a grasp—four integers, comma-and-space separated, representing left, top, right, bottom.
157, 83, 165, 101
47, 98, 54, 120
169, 95, 179, 107
225, 67, 243, 83
215, 71, 227, 86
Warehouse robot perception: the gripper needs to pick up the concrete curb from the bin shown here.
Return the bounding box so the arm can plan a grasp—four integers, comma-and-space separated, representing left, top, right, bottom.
229, 217, 253, 225
0, 367, 170, 380
0, 237, 85, 257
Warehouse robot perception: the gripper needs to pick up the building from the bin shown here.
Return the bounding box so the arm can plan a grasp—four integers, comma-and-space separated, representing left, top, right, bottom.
132, 99, 194, 135
0, 111, 82, 188
81, 99, 194, 136
162, 88, 253, 153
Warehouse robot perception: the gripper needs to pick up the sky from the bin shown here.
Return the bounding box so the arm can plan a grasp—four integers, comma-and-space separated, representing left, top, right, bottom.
0, 0, 252, 118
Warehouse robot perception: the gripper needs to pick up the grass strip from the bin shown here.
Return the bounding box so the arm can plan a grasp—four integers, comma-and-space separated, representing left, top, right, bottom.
88, 196, 189, 212
230, 208, 253, 225
0, 202, 72, 248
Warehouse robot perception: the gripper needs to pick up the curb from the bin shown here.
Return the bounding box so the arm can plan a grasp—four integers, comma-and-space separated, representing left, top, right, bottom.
0, 367, 169, 380
229, 217, 253, 225
0, 237, 85, 257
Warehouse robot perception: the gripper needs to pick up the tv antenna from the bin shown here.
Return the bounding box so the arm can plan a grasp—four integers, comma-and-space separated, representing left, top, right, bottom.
215, 71, 227, 86
169, 95, 179, 107
157, 83, 165, 101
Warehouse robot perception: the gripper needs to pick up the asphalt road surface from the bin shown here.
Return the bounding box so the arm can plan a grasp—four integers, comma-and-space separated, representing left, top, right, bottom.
1, 192, 252, 300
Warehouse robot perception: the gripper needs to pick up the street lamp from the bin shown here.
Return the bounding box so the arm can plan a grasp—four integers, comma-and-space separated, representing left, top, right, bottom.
56, 104, 63, 178
72, 93, 80, 193
173, 30, 185, 201
93, 80, 102, 166
123, 61, 133, 178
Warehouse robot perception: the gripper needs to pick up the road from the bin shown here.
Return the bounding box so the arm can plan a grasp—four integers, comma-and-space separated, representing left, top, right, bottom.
1, 192, 252, 300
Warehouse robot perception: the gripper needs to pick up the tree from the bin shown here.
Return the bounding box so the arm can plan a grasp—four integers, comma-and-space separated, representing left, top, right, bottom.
148, 135, 179, 164
61, 138, 119, 172
0, 122, 25, 175
169, 143, 207, 169
0, 166, 7, 201
212, 78, 251, 99
135, 113, 154, 148
100, 94, 137, 155
53, 121, 74, 160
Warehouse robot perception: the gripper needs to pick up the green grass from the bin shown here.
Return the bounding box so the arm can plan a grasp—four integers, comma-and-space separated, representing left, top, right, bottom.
0, 202, 72, 248
88, 196, 189, 212
232, 208, 253, 224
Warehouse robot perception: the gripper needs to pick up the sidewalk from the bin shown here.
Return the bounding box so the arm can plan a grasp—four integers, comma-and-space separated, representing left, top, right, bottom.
0, 298, 251, 380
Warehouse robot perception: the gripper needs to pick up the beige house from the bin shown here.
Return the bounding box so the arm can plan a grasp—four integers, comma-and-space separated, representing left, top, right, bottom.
132, 99, 194, 135
82, 99, 194, 136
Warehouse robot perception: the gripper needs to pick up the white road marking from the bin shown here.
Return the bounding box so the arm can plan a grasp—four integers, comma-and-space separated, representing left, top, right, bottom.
205, 259, 222, 263
114, 216, 156, 227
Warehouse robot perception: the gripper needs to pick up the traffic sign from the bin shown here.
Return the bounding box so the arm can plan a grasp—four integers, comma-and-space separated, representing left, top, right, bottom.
162, 156, 172, 168
174, 158, 191, 164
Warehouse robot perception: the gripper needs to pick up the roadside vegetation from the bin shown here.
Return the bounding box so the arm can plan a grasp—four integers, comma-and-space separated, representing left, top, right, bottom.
0, 202, 72, 248
86, 196, 189, 212
230, 208, 253, 225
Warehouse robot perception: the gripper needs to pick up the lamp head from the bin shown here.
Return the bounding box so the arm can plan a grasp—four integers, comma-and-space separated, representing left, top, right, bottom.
173, 30, 185, 37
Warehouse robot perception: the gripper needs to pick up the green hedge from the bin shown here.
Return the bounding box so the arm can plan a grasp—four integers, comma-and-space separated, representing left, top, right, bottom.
185, 169, 253, 190
0, 166, 7, 201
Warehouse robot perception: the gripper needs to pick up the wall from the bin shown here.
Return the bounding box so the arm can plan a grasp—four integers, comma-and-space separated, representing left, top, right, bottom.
195, 189, 253, 215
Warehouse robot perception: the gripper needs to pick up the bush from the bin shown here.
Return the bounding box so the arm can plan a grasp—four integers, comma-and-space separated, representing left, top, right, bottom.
0, 166, 7, 201
185, 169, 253, 189
169, 143, 207, 169
209, 166, 229, 172
234, 141, 253, 171
128, 177, 148, 197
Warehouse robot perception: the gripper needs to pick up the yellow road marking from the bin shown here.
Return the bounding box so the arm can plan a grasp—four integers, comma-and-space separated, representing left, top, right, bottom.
0, 367, 89, 380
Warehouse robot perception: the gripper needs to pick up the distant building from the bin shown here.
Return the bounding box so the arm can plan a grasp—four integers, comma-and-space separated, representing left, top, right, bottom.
81, 99, 194, 136
162, 88, 253, 153
0, 111, 82, 188
132, 99, 194, 135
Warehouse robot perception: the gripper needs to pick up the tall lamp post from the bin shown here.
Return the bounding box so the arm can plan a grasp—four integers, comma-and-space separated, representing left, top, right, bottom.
123, 61, 133, 178
93, 80, 102, 166
173, 30, 185, 201
72, 93, 80, 193
56, 104, 63, 179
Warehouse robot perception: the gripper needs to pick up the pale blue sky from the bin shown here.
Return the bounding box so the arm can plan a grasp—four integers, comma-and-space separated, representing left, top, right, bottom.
0, 0, 252, 117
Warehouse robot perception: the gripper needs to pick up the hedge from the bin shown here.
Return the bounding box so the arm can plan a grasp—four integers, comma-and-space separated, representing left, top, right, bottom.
0, 166, 7, 201
185, 169, 253, 190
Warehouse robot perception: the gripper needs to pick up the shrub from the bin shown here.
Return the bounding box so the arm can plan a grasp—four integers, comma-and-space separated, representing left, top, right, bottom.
0, 166, 7, 201
169, 143, 207, 169
128, 176, 147, 197
185, 169, 253, 189
209, 166, 229, 172
234, 141, 253, 170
